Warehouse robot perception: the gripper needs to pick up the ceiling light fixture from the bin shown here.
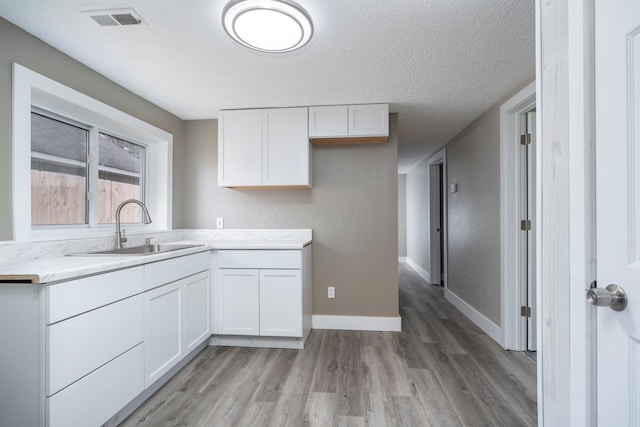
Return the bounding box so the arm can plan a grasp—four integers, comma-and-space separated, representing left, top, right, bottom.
222, 0, 313, 53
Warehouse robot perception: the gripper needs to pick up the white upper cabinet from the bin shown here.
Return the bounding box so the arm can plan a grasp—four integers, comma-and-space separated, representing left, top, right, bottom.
218, 109, 262, 187
218, 107, 311, 188
308, 103, 389, 144
308, 105, 349, 137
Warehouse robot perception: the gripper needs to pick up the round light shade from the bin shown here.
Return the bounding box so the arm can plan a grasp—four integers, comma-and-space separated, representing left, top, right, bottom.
222, 0, 313, 53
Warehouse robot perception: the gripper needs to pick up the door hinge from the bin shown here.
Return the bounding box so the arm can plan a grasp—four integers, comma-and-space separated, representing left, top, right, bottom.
520, 133, 531, 145
520, 219, 531, 231
520, 306, 532, 318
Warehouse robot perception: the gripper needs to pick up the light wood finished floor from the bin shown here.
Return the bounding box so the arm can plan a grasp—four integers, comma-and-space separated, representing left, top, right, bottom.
122, 264, 537, 426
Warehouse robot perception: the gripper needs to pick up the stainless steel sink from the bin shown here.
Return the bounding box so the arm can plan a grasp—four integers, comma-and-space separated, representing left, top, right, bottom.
68, 244, 203, 257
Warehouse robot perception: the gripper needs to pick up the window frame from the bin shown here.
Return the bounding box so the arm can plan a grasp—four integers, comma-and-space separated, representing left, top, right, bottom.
13, 63, 173, 242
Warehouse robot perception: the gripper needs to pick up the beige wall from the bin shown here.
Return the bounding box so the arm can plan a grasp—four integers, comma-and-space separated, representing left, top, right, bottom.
398, 174, 407, 258
0, 18, 186, 240
184, 117, 399, 317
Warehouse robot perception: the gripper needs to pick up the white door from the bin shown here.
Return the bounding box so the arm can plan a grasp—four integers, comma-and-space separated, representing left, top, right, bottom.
183, 272, 211, 353
594, 0, 640, 424
144, 281, 183, 387
262, 108, 310, 186
259, 269, 302, 337
526, 110, 537, 352
429, 164, 441, 286
217, 269, 260, 335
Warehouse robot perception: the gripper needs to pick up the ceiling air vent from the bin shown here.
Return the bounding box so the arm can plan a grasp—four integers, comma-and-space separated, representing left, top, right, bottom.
83, 8, 144, 26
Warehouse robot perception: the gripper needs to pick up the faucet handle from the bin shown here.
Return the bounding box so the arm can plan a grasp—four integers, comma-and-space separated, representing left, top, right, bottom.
145, 237, 155, 246
120, 229, 127, 244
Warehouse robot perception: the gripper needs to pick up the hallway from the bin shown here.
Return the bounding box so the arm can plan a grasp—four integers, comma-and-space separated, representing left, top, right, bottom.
122, 264, 537, 426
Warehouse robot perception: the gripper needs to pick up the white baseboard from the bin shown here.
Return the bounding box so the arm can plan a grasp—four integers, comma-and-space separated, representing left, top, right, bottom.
398, 256, 408, 263
312, 315, 402, 332
444, 289, 503, 346
405, 258, 430, 283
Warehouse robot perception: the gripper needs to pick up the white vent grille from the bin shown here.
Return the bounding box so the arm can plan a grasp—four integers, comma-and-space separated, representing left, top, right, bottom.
83, 8, 144, 27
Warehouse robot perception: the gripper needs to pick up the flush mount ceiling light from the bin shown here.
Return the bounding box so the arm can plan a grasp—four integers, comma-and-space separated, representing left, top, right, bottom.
222, 0, 313, 53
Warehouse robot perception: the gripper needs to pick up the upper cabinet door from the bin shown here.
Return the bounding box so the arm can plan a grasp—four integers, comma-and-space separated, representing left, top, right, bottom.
263, 108, 310, 187
308, 105, 348, 138
218, 110, 262, 187
348, 104, 389, 137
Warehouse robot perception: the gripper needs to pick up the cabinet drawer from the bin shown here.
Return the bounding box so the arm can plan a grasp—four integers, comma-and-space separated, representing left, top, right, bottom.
46, 266, 143, 324
218, 250, 301, 269
46, 295, 143, 396
144, 251, 210, 291
47, 343, 144, 427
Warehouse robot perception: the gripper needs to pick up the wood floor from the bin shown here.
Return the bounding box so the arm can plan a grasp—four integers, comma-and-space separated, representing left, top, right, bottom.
121, 264, 537, 426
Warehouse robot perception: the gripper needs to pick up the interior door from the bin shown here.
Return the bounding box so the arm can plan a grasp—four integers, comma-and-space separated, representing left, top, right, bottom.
595, 0, 640, 424
526, 110, 537, 352
429, 164, 441, 285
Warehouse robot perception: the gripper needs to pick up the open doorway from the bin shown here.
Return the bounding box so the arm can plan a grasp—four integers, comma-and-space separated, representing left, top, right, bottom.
500, 81, 536, 353
428, 149, 447, 288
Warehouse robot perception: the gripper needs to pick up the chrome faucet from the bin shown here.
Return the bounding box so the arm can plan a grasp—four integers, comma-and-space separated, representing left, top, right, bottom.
115, 199, 152, 249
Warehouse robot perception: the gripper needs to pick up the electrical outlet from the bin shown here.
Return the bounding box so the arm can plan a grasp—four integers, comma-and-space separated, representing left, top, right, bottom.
328, 286, 335, 299
216, 217, 224, 229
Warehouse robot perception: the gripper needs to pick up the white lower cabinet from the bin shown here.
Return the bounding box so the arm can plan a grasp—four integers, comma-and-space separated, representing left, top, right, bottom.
218, 269, 260, 335
217, 249, 310, 339
144, 280, 183, 387
144, 268, 210, 387
47, 344, 144, 427
259, 270, 302, 337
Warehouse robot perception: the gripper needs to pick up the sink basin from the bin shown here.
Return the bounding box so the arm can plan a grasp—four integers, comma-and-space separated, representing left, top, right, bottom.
69, 244, 203, 257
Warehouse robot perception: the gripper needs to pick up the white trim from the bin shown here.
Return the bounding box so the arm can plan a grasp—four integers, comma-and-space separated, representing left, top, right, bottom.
499, 80, 536, 351
405, 257, 430, 283
444, 288, 503, 346
398, 256, 408, 263
312, 315, 402, 332
12, 63, 173, 242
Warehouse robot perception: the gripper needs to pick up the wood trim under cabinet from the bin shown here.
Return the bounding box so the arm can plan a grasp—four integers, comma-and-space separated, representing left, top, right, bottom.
310, 136, 388, 145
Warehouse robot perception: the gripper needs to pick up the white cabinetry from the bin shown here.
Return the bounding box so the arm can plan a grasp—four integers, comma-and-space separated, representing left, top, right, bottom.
218, 107, 311, 188
143, 253, 211, 387
217, 248, 311, 344
44, 266, 145, 427
308, 103, 389, 144
217, 269, 260, 335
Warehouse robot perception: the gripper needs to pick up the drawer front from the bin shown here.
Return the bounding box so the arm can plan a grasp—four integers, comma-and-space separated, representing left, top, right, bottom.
218, 250, 301, 269
46, 266, 143, 324
47, 343, 144, 427
144, 251, 210, 291
46, 295, 143, 396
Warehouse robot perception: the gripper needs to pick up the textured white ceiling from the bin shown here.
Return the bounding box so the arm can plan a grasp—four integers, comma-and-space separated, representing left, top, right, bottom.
0, 0, 535, 173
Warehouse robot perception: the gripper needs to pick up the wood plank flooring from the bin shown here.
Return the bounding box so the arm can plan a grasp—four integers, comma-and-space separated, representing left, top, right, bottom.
121, 264, 537, 426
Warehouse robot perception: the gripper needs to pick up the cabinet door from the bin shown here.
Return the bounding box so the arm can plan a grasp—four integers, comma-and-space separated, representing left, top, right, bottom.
144, 281, 183, 387
259, 270, 302, 337
218, 109, 262, 187
262, 108, 310, 187
308, 105, 348, 138
184, 271, 211, 353
348, 104, 389, 137
218, 269, 260, 335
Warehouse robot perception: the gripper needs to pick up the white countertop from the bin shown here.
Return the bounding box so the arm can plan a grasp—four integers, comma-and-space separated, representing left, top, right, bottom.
0, 231, 312, 285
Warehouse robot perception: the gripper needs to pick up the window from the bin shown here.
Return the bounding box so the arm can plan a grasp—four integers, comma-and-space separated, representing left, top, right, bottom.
13, 64, 173, 242
30, 110, 148, 227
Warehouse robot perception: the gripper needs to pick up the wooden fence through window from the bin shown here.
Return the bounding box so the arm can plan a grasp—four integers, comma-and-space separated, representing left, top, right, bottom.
31, 170, 141, 225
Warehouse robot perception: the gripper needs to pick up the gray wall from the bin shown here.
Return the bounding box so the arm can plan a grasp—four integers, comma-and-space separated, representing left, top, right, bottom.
406, 159, 431, 276
398, 174, 407, 258
405, 79, 534, 326
184, 117, 399, 317
446, 103, 503, 325
0, 18, 186, 240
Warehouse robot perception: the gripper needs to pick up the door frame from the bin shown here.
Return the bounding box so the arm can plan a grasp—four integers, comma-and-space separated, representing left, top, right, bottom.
500, 81, 536, 351
428, 148, 447, 289
537, 0, 596, 425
